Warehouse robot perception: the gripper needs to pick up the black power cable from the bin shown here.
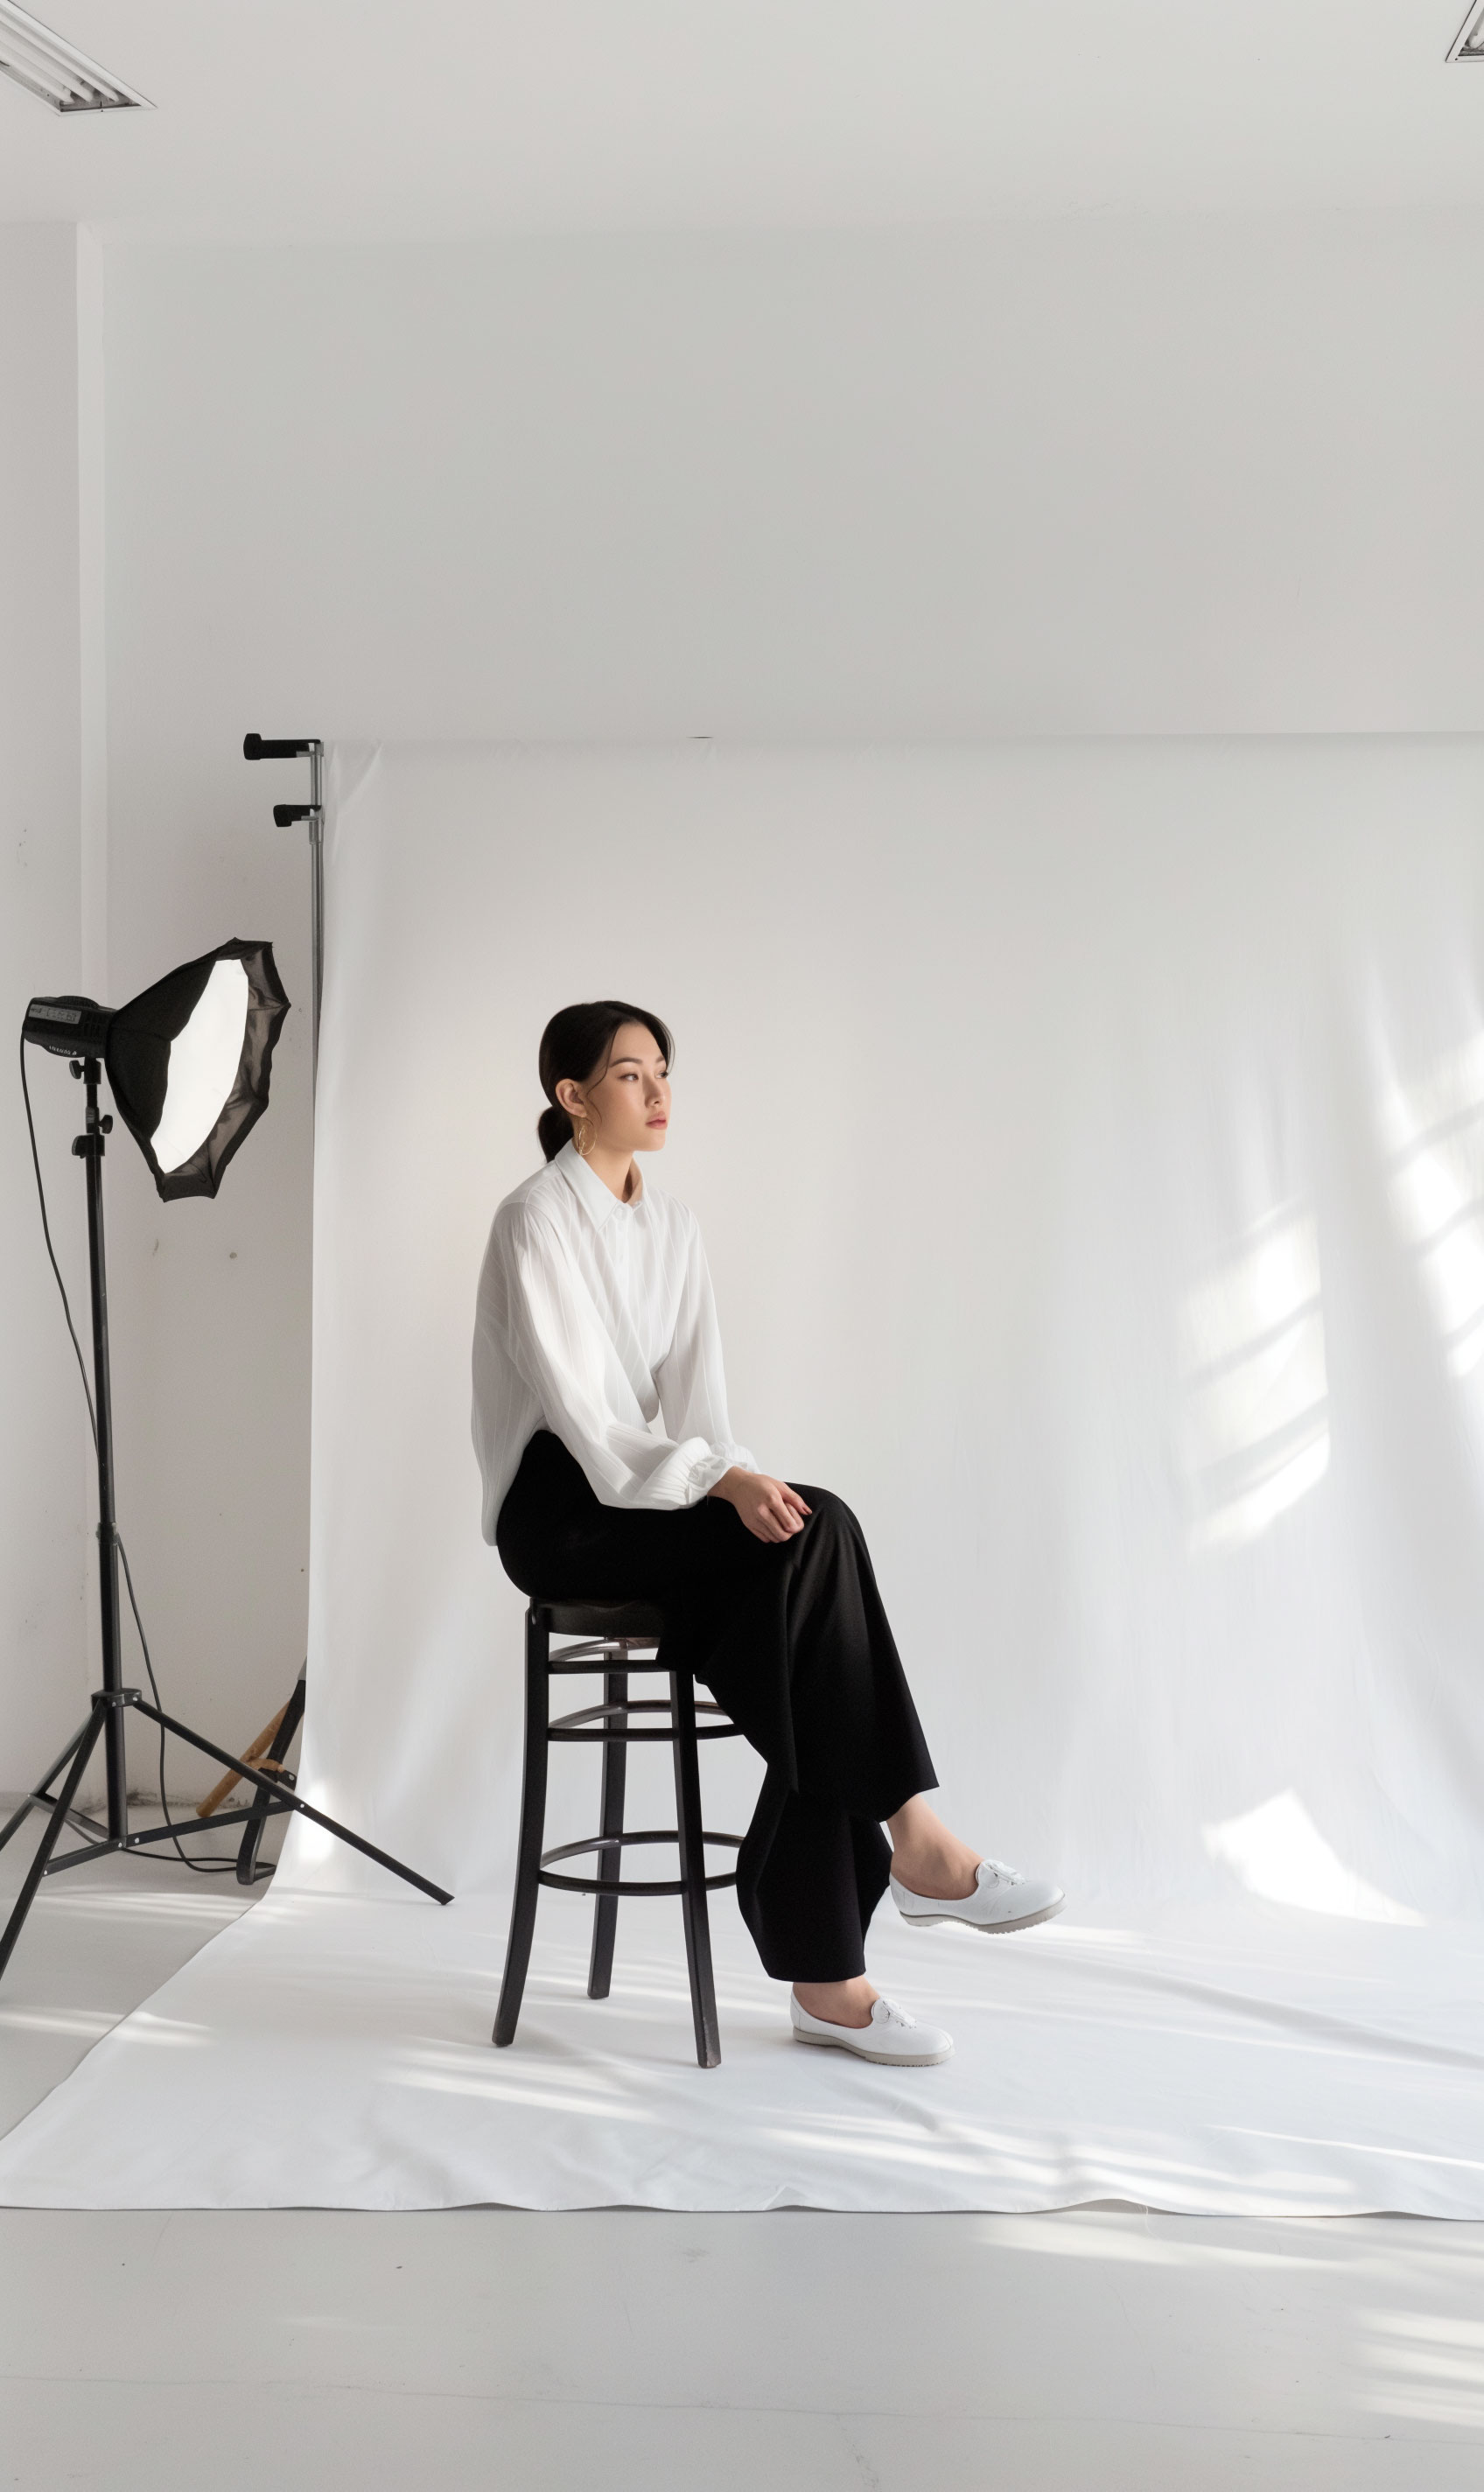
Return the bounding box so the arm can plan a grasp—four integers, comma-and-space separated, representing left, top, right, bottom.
19, 1033, 273, 1877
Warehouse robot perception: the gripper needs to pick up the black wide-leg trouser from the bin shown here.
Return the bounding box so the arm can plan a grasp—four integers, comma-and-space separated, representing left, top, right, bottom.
496, 1431, 938, 1983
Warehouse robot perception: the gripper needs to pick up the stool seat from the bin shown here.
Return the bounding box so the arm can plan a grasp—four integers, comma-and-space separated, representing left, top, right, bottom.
493, 1597, 741, 2068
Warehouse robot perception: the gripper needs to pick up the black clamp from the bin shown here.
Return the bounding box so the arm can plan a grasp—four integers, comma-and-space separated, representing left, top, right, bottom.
243, 735, 316, 760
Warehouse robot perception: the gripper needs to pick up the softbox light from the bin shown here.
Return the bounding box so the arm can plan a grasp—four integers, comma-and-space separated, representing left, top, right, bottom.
22, 938, 290, 1200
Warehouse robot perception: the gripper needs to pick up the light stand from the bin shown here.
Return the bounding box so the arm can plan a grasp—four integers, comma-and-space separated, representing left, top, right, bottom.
0, 956, 451, 1987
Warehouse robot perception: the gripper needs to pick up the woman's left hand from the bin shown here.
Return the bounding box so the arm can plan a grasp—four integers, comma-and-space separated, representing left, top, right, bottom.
708, 1466, 811, 1544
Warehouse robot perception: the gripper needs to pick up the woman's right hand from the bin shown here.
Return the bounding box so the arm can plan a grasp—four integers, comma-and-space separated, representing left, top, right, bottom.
709, 1466, 811, 1544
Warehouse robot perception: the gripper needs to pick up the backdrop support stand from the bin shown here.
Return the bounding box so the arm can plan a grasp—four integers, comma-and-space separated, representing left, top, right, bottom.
224, 735, 329, 1876
244, 734, 325, 1090
0, 1058, 450, 1988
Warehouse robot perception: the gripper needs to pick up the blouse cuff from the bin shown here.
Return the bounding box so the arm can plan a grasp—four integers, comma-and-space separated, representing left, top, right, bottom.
680, 1444, 743, 1506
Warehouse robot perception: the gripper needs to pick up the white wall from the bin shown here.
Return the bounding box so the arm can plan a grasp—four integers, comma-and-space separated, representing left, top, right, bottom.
106, 211, 1484, 746
0, 227, 102, 1793
69, 206, 1484, 1787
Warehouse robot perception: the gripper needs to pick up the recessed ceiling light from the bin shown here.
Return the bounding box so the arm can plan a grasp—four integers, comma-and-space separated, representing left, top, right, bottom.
0, 0, 150, 110
1448, 3, 1484, 60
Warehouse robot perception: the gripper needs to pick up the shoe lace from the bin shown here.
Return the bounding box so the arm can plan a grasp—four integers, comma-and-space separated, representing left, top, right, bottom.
874, 1995, 917, 2029
983, 1858, 1024, 1884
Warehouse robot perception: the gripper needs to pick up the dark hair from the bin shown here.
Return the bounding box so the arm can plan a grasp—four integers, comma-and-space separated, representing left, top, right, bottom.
536, 999, 675, 1162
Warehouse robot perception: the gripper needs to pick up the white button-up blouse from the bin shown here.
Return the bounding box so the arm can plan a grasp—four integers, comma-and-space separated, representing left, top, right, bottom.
472, 1139, 755, 1540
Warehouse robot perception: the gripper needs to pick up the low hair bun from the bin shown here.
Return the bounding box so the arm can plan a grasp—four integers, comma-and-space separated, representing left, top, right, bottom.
536, 1103, 571, 1163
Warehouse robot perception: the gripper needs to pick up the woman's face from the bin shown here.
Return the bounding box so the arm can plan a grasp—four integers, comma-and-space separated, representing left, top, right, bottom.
557, 1020, 671, 1156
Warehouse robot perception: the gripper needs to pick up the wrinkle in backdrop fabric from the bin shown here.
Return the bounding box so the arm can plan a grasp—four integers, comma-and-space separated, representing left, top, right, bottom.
4, 736, 1484, 2214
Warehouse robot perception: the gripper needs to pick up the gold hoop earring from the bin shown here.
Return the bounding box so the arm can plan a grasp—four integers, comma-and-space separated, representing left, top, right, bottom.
573, 1115, 593, 1156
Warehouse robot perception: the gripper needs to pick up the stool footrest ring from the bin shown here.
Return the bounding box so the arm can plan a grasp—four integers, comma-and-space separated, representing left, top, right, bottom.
549, 1697, 741, 1743
541, 1828, 742, 1864
540, 1826, 742, 1900
539, 1870, 738, 1897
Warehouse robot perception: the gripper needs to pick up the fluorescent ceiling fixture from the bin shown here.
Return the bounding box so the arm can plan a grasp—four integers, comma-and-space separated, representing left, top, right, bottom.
0, 0, 150, 110
1449, 4, 1484, 60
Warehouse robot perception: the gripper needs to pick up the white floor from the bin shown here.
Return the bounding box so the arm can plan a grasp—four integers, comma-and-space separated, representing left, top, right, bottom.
3, 1815, 1484, 2489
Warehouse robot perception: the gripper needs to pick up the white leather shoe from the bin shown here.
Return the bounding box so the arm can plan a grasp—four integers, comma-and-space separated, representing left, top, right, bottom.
790, 1992, 953, 2066
891, 1856, 1065, 1934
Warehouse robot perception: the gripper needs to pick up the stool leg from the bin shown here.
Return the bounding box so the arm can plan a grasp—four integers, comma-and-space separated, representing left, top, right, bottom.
494, 1609, 550, 2047
587, 1665, 627, 2000
670, 1669, 721, 2068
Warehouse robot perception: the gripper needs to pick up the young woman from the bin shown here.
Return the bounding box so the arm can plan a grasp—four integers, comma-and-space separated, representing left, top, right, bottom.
473, 1000, 1064, 2067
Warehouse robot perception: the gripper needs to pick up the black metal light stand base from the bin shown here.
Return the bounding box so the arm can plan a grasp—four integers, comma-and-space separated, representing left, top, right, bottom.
0, 1051, 450, 1992
0, 1684, 450, 1985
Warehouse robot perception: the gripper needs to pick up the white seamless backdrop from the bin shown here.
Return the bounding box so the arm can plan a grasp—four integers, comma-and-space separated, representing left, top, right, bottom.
6, 733, 1484, 2216
285, 738, 1484, 1920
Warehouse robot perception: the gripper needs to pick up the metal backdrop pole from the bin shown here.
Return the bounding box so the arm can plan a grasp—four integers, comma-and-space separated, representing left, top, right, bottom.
236, 733, 326, 1880
242, 734, 325, 1094
307, 739, 325, 1097
234, 735, 326, 1881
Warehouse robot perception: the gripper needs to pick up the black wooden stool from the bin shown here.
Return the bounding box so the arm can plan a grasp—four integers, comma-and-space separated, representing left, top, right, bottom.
493, 1599, 745, 2068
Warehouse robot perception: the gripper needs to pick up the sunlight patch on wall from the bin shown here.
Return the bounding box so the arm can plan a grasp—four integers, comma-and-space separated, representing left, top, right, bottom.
1203, 1789, 1422, 1924
1378, 1032, 1484, 1379
1178, 1209, 1329, 1554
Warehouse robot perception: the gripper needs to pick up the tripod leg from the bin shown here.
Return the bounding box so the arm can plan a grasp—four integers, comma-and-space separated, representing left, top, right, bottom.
0, 1702, 108, 1986
0, 1720, 100, 1858
234, 1674, 306, 1885
0, 1796, 40, 1858
127, 1698, 452, 1904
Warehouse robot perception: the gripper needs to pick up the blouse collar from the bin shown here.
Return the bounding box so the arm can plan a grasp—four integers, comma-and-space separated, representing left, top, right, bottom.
556, 1137, 645, 1229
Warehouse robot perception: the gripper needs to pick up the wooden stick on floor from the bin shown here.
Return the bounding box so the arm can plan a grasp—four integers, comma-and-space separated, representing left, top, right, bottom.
195, 1702, 290, 1818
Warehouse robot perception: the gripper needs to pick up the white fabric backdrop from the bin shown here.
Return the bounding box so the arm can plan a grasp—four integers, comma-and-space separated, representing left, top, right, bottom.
4, 735, 1484, 2215
288, 738, 1484, 1922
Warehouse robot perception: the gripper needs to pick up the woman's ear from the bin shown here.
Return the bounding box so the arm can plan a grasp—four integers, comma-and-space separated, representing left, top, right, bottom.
554, 1079, 585, 1116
